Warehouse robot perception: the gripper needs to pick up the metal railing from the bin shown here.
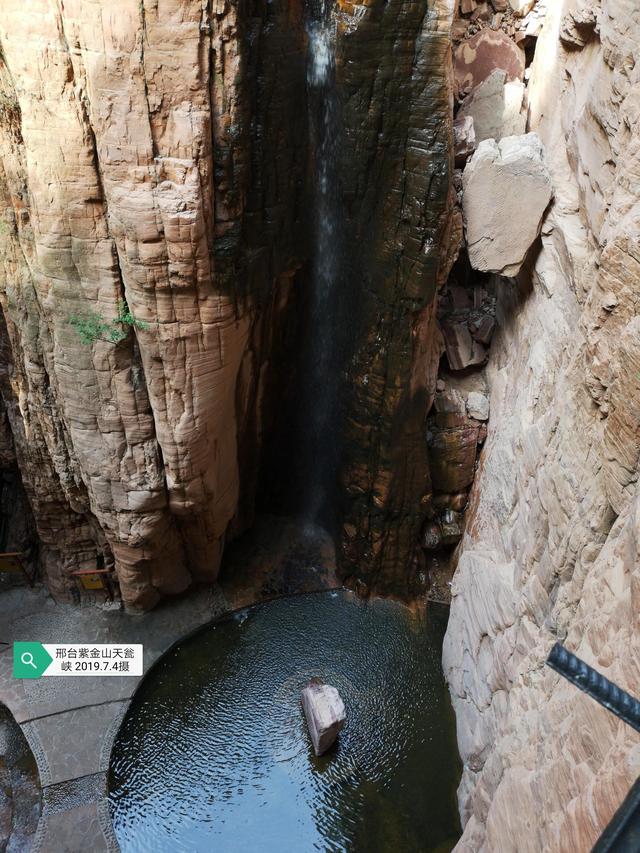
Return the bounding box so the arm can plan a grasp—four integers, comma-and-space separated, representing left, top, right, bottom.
546, 643, 640, 852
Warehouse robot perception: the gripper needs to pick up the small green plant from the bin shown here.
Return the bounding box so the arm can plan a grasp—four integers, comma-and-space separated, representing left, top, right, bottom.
69, 300, 149, 345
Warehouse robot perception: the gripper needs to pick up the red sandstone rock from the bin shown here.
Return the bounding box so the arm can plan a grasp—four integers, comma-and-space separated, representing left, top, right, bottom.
441, 322, 488, 371
428, 425, 479, 493
471, 315, 496, 345
454, 29, 525, 94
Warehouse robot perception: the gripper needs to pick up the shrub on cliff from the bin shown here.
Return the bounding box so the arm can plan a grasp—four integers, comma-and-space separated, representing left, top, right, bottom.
69, 301, 149, 345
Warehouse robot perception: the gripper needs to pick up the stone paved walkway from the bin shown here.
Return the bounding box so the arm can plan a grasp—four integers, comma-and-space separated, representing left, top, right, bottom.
0, 519, 338, 852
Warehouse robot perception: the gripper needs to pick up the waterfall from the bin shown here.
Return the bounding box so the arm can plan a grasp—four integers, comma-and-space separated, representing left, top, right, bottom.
301, 0, 344, 525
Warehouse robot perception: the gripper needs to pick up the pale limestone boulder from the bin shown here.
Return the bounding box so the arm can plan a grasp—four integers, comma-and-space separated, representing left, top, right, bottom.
466, 391, 489, 421
458, 69, 526, 143
509, 0, 535, 15
462, 133, 553, 276
301, 681, 346, 756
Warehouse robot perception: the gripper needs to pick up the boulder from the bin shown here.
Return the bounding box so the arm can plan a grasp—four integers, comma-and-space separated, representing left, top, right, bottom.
454, 115, 477, 165
434, 388, 467, 415
471, 315, 496, 346
428, 426, 479, 492
462, 133, 553, 276
440, 510, 464, 546
458, 69, 526, 143
441, 321, 488, 371
454, 29, 525, 95
467, 391, 490, 421
470, 3, 492, 22
508, 0, 535, 15
301, 681, 346, 756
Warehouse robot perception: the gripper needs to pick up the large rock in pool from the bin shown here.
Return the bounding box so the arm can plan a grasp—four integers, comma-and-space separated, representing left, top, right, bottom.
462, 133, 553, 276
301, 681, 346, 756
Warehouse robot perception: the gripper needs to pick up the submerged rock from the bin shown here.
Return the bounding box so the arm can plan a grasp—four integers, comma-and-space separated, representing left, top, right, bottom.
301, 681, 346, 757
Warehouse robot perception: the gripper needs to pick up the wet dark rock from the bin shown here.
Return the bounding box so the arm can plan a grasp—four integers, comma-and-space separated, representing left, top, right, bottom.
440, 510, 464, 546
337, 0, 458, 596
422, 509, 464, 550
427, 424, 479, 493
422, 522, 443, 551
434, 389, 467, 416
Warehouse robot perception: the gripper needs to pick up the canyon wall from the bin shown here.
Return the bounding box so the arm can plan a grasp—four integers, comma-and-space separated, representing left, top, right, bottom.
0, 0, 457, 608
0, 0, 308, 609
336, 0, 458, 595
444, 1, 640, 850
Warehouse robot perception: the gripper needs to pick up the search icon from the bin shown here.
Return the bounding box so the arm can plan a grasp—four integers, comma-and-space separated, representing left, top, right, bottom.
21, 652, 37, 669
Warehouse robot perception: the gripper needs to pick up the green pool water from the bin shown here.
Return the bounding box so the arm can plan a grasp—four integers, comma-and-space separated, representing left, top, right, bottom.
109, 591, 461, 852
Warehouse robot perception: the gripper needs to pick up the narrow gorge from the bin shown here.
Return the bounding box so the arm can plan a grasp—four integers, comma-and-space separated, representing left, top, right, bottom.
0, 0, 638, 851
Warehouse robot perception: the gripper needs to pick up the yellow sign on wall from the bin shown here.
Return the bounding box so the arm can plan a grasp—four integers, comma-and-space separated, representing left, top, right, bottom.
78, 573, 105, 591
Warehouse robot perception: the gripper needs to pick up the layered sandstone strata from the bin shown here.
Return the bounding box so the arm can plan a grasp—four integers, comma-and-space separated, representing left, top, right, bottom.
0, 0, 307, 609
0, 0, 457, 607
335, 0, 459, 595
445, 1, 640, 849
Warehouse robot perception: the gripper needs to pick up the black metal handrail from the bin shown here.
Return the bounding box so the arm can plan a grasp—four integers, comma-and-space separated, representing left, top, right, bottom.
546, 643, 640, 852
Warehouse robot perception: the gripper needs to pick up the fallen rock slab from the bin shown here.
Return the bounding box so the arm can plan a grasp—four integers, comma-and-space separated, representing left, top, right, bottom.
462, 133, 553, 276
301, 681, 346, 756
458, 69, 526, 143
441, 321, 488, 371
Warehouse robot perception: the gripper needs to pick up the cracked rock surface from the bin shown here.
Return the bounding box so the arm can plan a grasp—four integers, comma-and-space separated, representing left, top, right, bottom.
445, 1, 640, 850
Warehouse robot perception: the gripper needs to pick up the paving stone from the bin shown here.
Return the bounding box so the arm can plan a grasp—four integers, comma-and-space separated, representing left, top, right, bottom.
33, 802, 113, 853
25, 702, 128, 786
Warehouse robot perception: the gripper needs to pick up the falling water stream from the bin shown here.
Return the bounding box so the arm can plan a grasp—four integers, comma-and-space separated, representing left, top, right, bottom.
299, 0, 345, 523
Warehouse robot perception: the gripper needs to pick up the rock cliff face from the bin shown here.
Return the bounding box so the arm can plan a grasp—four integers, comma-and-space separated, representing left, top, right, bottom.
0, 0, 310, 609
335, 0, 458, 595
0, 0, 457, 608
444, 1, 640, 849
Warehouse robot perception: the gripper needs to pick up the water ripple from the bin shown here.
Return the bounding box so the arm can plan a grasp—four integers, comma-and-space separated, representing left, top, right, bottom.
109, 592, 461, 853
